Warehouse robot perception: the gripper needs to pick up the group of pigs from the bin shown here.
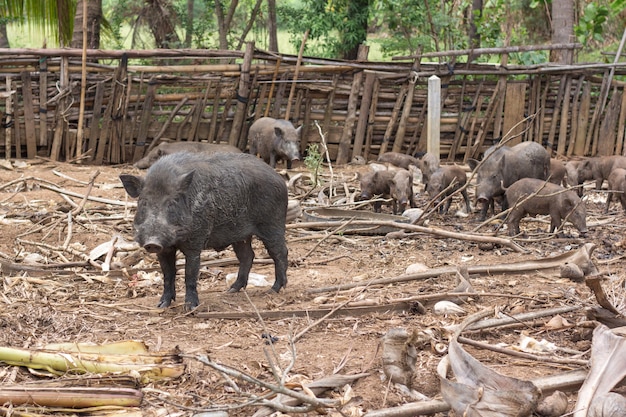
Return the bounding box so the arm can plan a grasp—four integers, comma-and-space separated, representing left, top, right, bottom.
120, 115, 626, 311
367, 142, 626, 238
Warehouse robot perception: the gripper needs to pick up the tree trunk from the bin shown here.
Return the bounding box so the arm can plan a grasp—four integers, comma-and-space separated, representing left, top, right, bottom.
0, 22, 10, 48
71, 0, 102, 49
551, 0, 575, 63
144, 0, 182, 49
267, 0, 278, 52
468, 0, 482, 49
341, 0, 369, 60
184, 0, 194, 48
215, 0, 238, 49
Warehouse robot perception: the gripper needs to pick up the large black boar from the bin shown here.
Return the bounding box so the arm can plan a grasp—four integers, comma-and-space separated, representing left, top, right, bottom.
605, 168, 626, 213
119, 152, 289, 311
134, 141, 242, 169
504, 178, 587, 236
377, 152, 420, 170
575, 155, 626, 191
249, 117, 301, 169
426, 165, 471, 214
467, 142, 550, 220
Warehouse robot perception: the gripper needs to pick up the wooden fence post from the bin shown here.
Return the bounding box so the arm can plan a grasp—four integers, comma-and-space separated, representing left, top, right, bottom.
228, 42, 253, 148
427, 75, 441, 160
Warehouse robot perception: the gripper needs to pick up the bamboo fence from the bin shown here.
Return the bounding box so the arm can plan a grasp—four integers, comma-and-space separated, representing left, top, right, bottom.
0, 42, 625, 165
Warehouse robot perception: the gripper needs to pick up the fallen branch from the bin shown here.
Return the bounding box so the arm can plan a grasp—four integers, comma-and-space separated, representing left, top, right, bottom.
307, 243, 597, 294
289, 220, 526, 252
0, 386, 142, 408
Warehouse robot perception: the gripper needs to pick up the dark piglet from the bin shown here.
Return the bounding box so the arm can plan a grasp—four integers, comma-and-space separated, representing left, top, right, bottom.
576, 155, 626, 191
564, 160, 583, 196
360, 169, 415, 214
249, 117, 302, 169
134, 141, 242, 169
416, 152, 440, 187
426, 165, 471, 214
468, 142, 550, 220
359, 170, 395, 213
504, 178, 587, 237
377, 152, 420, 170
119, 152, 289, 311
389, 169, 417, 214
605, 168, 626, 213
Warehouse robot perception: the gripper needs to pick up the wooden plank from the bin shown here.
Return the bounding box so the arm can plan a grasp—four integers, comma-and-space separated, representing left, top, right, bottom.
379, 84, 407, 155
502, 83, 526, 146
352, 71, 376, 159
86, 82, 105, 159
566, 76, 584, 157
4, 77, 13, 159
228, 42, 253, 147
462, 95, 484, 163
589, 70, 611, 156
363, 77, 380, 160
616, 87, 626, 155
546, 75, 567, 153
574, 81, 591, 156
207, 83, 222, 143
21, 70, 38, 158
38, 57, 48, 147
556, 76, 572, 156
597, 88, 621, 156
49, 57, 69, 161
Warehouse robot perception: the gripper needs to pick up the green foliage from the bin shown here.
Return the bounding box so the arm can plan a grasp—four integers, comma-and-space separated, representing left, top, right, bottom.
304, 143, 324, 187
575, 2, 610, 45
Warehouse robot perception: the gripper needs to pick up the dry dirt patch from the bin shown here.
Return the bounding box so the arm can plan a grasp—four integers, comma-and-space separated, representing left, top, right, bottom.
0, 159, 624, 416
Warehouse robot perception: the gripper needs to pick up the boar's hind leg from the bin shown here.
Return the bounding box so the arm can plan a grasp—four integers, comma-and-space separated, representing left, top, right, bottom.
228, 237, 255, 292
261, 236, 288, 293
157, 249, 177, 308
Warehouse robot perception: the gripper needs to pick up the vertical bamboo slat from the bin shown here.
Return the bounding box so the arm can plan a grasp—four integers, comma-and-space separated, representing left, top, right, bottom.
4, 78, 13, 159
228, 42, 253, 147
379, 84, 407, 155
566, 76, 584, 156
392, 78, 416, 153
502, 82, 527, 145
597, 88, 621, 156
615, 88, 626, 155
20, 71, 37, 159
38, 57, 48, 148
352, 71, 376, 160
363, 77, 380, 160
556, 77, 572, 156
575, 82, 591, 156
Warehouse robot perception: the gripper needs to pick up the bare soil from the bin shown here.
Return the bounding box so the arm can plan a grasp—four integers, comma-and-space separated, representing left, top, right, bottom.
0, 159, 624, 416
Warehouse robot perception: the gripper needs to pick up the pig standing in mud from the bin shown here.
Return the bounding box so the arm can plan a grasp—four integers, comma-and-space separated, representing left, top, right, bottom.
377, 152, 419, 170
426, 165, 471, 214
359, 169, 415, 214
467, 142, 550, 220
249, 117, 301, 169
504, 178, 587, 236
119, 152, 289, 311
576, 155, 626, 191
605, 168, 626, 213
134, 141, 242, 169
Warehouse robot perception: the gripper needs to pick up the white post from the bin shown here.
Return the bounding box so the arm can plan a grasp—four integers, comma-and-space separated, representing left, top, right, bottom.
427, 75, 441, 160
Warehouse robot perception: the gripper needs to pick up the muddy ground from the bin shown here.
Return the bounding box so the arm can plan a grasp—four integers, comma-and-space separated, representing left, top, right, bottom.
0, 158, 624, 416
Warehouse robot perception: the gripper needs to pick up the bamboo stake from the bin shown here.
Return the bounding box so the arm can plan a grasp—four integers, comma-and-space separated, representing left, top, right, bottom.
75, 0, 87, 160
284, 29, 308, 121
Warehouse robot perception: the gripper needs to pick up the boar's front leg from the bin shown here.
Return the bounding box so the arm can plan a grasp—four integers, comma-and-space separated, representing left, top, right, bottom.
157, 248, 178, 308
182, 248, 202, 311
228, 237, 255, 292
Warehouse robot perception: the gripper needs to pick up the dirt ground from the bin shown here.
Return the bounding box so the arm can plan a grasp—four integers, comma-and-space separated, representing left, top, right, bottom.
0, 158, 624, 416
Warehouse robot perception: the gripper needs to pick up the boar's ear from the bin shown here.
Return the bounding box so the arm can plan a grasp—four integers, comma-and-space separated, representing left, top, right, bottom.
274, 126, 284, 140
119, 175, 144, 198
295, 125, 303, 138
176, 170, 196, 192
467, 159, 479, 171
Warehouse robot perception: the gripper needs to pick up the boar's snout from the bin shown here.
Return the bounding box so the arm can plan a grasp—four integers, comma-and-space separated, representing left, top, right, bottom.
143, 240, 164, 253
